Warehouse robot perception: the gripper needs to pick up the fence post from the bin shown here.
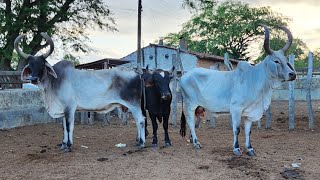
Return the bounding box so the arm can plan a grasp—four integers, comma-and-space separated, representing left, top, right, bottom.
209, 113, 215, 128
265, 106, 272, 129
224, 53, 233, 70
288, 54, 295, 130
171, 54, 178, 127
306, 51, 314, 129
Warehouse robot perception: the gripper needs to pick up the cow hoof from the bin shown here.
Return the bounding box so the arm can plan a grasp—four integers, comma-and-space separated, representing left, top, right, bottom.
64, 147, 71, 152
194, 143, 201, 149
165, 142, 172, 147
233, 148, 241, 156
247, 149, 255, 157
152, 143, 158, 148
138, 144, 145, 149
59, 143, 68, 150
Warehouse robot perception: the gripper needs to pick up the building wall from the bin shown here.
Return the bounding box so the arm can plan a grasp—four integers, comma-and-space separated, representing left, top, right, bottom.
122, 45, 198, 72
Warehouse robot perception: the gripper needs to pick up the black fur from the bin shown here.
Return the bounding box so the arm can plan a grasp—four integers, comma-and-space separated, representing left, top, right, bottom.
119, 75, 142, 103
141, 70, 172, 146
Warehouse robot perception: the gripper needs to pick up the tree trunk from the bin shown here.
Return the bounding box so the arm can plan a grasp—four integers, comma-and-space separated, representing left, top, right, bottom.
17, 58, 27, 71
0, 58, 12, 70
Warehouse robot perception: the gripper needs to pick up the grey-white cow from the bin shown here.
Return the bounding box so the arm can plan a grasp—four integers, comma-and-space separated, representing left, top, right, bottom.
14, 33, 146, 151
179, 25, 296, 156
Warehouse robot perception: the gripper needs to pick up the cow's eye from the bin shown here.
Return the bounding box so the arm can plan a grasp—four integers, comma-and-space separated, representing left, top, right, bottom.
274, 60, 280, 64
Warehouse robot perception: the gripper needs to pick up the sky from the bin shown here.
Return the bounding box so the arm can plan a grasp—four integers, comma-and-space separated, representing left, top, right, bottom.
50, 0, 320, 64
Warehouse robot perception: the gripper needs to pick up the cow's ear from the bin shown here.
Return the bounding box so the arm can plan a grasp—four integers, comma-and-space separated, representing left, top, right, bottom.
45, 62, 57, 78
145, 64, 153, 74
21, 64, 31, 81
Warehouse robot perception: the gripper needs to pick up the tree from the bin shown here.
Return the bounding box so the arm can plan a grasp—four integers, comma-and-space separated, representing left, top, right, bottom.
165, 0, 290, 60
63, 54, 80, 66
255, 34, 309, 66
0, 0, 116, 70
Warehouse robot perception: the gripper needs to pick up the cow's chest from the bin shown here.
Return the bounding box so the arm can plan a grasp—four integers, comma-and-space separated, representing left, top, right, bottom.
42, 91, 65, 118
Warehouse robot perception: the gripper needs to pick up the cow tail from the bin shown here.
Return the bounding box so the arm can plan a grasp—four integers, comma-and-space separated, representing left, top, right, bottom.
180, 95, 186, 137
180, 111, 186, 137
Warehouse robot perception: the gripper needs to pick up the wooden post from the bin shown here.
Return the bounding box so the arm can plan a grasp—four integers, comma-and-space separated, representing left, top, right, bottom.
171, 54, 178, 127
306, 51, 314, 129
176, 48, 184, 75
224, 53, 233, 70
137, 0, 143, 73
88, 112, 94, 125
265, 106, 272, 129
103, 61, 111, 125
209, 113, 215, 128
288, 54, 295, 130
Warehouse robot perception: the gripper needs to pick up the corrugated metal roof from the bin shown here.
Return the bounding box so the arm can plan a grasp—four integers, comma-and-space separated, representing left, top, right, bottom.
75, 58, 131, 70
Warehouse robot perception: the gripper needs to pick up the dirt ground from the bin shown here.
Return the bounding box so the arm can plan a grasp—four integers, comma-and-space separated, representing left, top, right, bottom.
0, 100, 320, 180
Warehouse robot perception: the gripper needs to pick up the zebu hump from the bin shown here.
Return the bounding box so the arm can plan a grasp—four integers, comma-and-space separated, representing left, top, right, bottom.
50, 60, 74, 91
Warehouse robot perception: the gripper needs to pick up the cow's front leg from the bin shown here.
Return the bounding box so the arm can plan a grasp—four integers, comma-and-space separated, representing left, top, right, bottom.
149, 113, 158, 147
244, 119, 255, 156
231, 110, 241, 156
60, 116, 69, 150
60, 109, 75, 152
162, 114, 171, 147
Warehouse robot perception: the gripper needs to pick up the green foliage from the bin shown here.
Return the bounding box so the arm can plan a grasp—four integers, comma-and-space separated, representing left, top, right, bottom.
254, 35, 309, 66
63, 54, 80, 66
295, 48, 320, 68
0, 0, 117, 70
165, 0, 290, 60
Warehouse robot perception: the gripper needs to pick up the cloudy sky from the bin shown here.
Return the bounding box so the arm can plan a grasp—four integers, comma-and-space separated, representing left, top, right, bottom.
64, 0, 320, 64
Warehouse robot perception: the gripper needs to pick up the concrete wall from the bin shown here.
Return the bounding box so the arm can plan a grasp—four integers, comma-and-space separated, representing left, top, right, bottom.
272, 77, 320, 100
0, 89, 54, 129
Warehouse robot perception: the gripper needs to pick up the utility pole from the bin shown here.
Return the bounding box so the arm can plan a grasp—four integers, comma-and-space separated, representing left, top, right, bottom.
137, 0, 142, 73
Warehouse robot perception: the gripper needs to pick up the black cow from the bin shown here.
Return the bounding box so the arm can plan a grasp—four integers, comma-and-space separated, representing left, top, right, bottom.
141, 66, 174, 147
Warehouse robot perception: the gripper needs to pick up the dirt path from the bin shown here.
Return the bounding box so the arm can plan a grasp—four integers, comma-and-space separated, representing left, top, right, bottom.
0, 101, 319, 179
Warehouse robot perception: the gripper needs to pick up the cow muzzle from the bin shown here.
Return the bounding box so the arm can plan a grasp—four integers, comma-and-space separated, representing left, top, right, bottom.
288, 72, 296, 81
27, 76, 39, 84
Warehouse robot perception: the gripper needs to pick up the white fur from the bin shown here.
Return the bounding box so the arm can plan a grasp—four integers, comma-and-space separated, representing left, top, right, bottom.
39, 65, 145, 148
180, 50, 296, 153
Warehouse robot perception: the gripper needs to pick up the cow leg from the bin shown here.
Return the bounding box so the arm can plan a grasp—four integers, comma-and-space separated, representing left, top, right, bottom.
244, 119, 255, 156
130, 106, 145, 148
163, 113, 171, 147
231, 110, 241, 156
60, 109, 75, 152
142, 108, 149, 137
60, 116, 69, 150
149, 113, 158, 147
186, 107, 201, 149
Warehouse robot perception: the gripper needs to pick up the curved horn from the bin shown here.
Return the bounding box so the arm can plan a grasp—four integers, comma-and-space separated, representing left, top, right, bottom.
260, 24, 273, 55
279, 26, 293, 53
40, 32, 54, 58
14, 34, 30, 59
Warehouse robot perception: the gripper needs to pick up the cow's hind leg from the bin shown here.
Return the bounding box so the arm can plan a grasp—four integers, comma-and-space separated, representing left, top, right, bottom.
186, 106, 201, 149
129, 105, 145, 148
244, 119, 255, 156
231, 110, 242, 156
142, 108, 149, 137
163, 113, 171, 147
